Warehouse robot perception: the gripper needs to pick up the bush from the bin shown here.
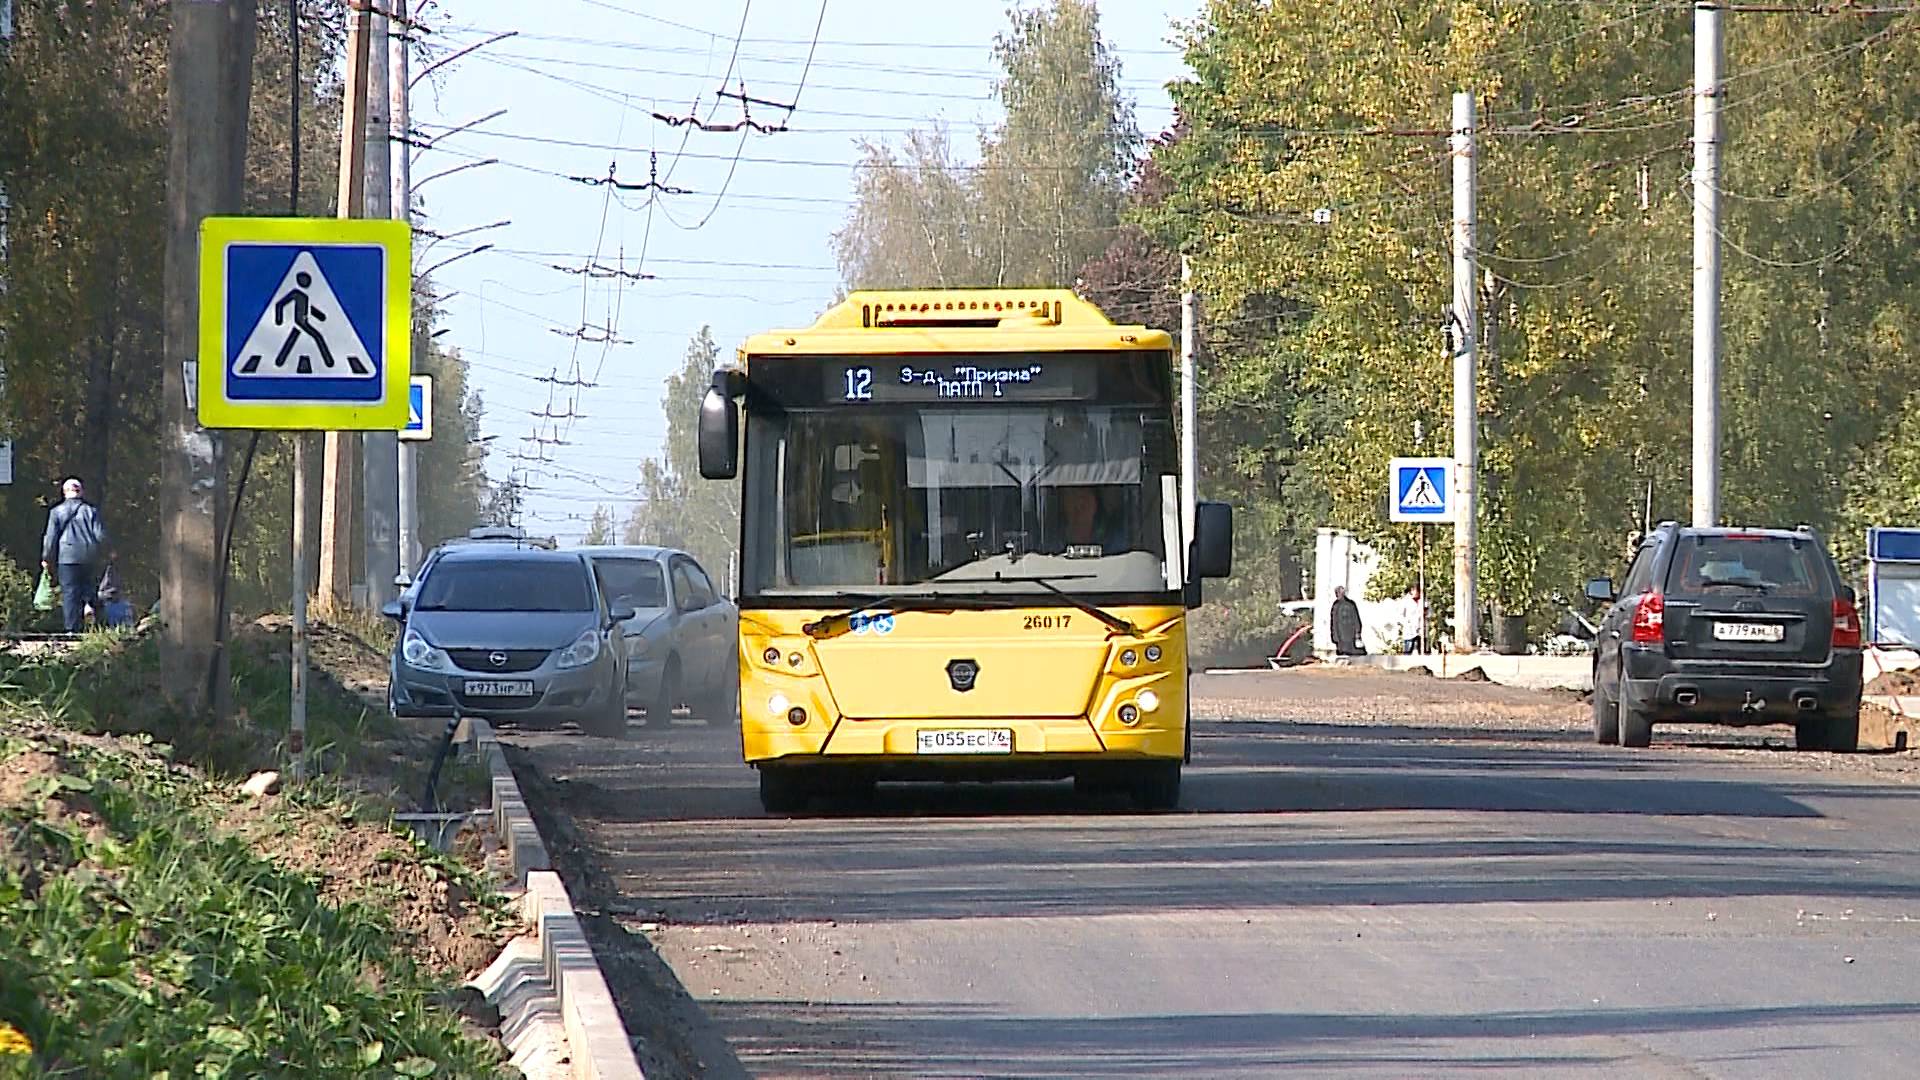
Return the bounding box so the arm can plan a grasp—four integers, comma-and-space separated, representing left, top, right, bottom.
1187, 598, 1309, 669
0, 557, 35, 632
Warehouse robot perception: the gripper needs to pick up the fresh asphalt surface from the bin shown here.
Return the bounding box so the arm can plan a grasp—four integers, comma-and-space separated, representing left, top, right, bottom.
501, 667, 1920, 1079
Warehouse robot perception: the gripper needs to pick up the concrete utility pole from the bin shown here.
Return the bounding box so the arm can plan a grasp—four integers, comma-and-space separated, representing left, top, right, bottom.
1179, 255, 1198, 550
1450, 91, 1480, 652
362, 5, 399, 607
160, 0, 255, 713
1692, 1, 1724, 527
318, 3, 370, 612
288, 0, 308, 778
392, 0, 420, 582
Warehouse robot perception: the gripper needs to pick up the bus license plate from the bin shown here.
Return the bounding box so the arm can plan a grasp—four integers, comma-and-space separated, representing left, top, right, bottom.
463, 679, 535, 697
1713, 622, 1784, 643
916, 729, 1013, 755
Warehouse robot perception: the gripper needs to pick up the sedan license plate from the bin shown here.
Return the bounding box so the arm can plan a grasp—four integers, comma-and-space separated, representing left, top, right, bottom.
463, 679, 535, 697
916, 729, 1013, 755
1713, 621, 1785, 643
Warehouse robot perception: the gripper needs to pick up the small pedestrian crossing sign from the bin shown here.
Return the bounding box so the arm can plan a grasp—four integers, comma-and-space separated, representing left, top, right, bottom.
197, 216, 410, 430
1390, 457, 1455, 523
400, 375, 433, 442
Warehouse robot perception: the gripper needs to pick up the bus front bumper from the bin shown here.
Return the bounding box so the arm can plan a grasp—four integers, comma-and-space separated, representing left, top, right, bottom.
742, 714, 1184, 764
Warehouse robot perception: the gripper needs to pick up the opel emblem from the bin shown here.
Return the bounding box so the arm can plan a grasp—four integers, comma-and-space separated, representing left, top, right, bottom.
489, 651, 509, 668
946, 658, 979, 693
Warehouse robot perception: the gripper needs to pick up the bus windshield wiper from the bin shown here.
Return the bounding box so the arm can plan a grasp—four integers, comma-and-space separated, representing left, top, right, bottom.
802, 593, 1015, 639
990, 573, 1138, 636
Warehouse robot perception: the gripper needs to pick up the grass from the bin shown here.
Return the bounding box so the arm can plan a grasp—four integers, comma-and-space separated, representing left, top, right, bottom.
0, 626, 516, 1078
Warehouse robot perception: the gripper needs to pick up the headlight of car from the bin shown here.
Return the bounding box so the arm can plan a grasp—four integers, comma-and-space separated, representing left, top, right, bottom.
556, 628, 602, 670
627, 634, 648, 658
401, 629, 454, 674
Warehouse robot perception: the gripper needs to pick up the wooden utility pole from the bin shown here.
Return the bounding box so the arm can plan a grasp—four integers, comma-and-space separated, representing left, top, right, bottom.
160, 0, 255, 713
318, 3, 371, 612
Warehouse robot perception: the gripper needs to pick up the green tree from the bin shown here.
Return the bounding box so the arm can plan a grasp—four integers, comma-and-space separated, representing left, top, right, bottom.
0, 0, 352, 610
1143, 1, 1920, 635
622, 326, 740, 581
833, 0, 1138, 289
580, 504, 616, 546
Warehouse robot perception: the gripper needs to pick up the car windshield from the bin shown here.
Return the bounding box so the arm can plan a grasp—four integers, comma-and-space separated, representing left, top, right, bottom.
415, 559, 593, 612
744, 403, 1176, 597
594, 558, 668, 609
1668, 536, 1824, 597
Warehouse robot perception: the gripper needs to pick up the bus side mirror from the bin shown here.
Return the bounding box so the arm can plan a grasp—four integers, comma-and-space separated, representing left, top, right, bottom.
1190, 501, 1233, 581
698, 383, 739, 481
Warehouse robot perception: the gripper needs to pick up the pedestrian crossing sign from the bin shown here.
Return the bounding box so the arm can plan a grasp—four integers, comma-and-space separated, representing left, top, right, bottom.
196, 216, 410, 430
1389, 457, 1455, 523
401, 375, 433, 442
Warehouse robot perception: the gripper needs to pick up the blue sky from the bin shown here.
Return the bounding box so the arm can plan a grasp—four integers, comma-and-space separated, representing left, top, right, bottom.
408, 0, 1201, 543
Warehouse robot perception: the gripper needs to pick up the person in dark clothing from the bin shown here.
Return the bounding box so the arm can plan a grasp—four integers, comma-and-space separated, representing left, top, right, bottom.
42, 477, 114, 633
1331, 585, 1366, 656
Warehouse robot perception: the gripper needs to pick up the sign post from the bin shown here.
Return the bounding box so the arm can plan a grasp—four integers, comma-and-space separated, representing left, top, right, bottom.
1391, 457, 1455, 655
196, 216, 410, 781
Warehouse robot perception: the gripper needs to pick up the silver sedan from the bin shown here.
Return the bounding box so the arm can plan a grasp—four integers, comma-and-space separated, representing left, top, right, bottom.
585, 546, 738, 720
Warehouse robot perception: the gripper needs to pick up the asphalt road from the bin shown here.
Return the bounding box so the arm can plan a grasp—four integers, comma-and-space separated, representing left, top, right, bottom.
503, 666, 1920, 1079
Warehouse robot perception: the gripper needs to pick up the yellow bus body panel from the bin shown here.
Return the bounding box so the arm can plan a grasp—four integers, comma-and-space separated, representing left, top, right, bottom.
736, 605, 1188, 765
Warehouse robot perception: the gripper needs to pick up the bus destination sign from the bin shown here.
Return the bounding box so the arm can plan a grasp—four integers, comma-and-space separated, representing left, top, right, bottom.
828, 359, 1092, 403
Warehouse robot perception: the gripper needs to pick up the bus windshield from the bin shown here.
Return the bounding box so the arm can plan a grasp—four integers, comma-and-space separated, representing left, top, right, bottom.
744, 403, 1177, 598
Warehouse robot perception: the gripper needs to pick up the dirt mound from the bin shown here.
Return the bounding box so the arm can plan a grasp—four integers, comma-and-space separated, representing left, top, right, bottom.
1452, 666, 1492, 682
1866, 668, 1920, 696
222, 795, 507, 979
244, 614, 393, 700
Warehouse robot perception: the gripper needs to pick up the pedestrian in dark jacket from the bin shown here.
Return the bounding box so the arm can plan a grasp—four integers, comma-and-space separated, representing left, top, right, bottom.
42, 477, 114, 633
1331, 585, 1366, 656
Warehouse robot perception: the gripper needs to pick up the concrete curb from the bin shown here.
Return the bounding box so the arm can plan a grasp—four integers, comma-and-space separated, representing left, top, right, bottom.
463, 717, 645, 1080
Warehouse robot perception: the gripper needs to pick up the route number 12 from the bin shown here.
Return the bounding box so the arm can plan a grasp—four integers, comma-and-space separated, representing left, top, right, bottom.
843, 366, 873, 401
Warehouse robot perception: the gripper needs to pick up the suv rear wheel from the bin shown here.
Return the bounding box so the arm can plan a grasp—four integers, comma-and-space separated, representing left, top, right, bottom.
1796, 709, 1860, 753
1591, 675, 1620, 745
1618, 699, 1654, 749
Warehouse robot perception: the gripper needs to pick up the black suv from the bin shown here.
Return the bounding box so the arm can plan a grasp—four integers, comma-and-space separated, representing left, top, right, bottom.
1586, 523, 1863, 751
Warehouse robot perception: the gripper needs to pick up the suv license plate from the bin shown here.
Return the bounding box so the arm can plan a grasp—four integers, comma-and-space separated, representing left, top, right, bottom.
916, 729, 1013, 755
464, 679, 535, 697
1713, 622, 1784, 643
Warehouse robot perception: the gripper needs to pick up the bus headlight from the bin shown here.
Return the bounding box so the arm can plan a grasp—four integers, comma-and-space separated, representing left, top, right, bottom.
1117, 703, 1140, 726
1136, 689, 1161, 713
768, 693, 791, 717
763, 646, 781, 665
1144, 645, 1162, 663
1119, 648, 1137, 667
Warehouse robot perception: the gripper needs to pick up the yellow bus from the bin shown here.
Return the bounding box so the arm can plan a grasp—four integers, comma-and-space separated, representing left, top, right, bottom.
697, 289, 1234, 812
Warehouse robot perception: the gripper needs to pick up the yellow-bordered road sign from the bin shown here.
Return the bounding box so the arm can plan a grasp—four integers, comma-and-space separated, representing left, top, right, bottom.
197, 216, 410, 430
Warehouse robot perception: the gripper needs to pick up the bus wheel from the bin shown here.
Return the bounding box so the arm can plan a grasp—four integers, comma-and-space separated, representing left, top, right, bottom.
758, 766, 808, 814
1134, 763, 1181, 812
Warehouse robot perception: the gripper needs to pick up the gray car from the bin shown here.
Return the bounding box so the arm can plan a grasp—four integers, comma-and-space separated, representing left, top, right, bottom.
384, 547, 634, 738
584, 546, 738, 720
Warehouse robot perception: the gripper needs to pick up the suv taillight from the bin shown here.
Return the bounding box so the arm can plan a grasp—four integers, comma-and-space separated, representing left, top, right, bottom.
1832, 597, 1862, 649
1631, 592, 1666, 644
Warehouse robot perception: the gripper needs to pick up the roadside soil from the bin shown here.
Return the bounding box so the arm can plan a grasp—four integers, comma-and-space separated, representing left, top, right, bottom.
4, 623, 520, 1061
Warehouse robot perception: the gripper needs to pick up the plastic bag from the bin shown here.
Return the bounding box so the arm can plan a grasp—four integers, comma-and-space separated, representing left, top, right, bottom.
32, 572, 56, 613
97, 562, 123, 602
